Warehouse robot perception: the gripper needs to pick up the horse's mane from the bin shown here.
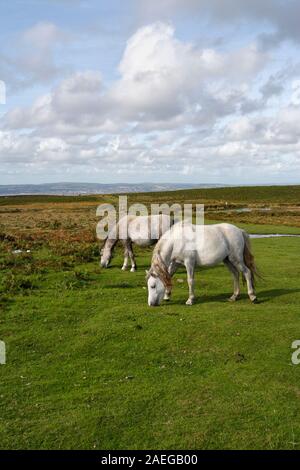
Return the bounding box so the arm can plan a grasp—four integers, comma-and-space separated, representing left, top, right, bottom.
148, 250, 172, 290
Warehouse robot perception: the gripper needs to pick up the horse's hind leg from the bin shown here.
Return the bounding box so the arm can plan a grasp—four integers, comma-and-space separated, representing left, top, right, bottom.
127, 242, 136, 272
233, 260, 257, 303
243, 266, 257, 303
224, 258, 240, 301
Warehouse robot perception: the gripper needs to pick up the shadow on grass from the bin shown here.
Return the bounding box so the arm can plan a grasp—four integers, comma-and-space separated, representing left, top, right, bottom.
0, 295, 15, 311
159, 288, 300, 306
258, 288, 300, 302
103, 282, 133, 289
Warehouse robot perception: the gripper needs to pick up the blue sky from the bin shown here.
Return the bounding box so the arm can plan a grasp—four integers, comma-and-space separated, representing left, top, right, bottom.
1, 0, 300, 185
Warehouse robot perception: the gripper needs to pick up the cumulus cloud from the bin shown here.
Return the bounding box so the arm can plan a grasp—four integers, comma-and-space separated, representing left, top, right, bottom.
4, 71, 108, 134
109, 23, 267, 124
3, 22, 268, 133
1, 20, 300, 183
22, 21, 69, 49
0, 22, 71, 90
138, 0, 300, 47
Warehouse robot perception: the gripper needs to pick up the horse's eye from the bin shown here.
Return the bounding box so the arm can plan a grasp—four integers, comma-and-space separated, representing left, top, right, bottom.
151, 285, 156, 289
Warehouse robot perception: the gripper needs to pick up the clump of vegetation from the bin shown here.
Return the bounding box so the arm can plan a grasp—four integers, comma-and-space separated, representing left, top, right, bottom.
0, 293, 11, 311
0, 272, 38, 294
51, 241, 99, 263
0, 251, 34, 270
58, 269, 92, 290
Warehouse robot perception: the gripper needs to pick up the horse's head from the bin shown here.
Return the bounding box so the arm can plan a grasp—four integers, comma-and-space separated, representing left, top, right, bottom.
100, 238, 112, 268
146, 270, 165, 306
146, 253, 172, 306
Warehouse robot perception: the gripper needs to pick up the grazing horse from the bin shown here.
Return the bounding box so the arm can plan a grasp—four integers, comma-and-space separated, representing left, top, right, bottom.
100, 214, 173, 271
146, 222, 259, 306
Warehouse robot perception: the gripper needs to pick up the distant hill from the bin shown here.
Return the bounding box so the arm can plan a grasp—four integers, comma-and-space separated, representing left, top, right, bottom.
0, 182, 228, 196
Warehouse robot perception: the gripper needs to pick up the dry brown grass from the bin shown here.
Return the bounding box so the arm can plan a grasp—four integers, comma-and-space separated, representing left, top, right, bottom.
1, 189, 300, 253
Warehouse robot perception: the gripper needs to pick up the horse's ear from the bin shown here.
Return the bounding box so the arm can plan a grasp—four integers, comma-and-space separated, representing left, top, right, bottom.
145, 270, 149, 275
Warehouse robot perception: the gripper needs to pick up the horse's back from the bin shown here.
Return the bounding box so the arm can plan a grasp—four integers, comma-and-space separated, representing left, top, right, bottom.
127, 214, 172, 245
210, 223, 245, 244
160, 222, 245, 267
204, 223, 245, 261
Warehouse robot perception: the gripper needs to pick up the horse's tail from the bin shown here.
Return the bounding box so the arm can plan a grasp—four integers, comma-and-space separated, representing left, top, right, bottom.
242, 230, 261, 286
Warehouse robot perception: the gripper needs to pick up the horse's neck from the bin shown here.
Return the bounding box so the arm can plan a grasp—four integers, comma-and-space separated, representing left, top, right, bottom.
106, 219, 122, 248
105, 237, 118, 251
154, 237, 173, 266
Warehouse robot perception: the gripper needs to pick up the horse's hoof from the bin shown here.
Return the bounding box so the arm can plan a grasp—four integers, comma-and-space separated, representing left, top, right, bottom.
186, 299, 194, 306
121, 266, 127, 271
251, 297, 259, 304
164, 296, 170, 301
130, 267, 136, 272
228, 295, 239, 302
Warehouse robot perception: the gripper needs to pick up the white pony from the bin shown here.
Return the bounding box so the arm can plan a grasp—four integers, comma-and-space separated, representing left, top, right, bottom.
146, 222, 259, 306
100, 214, 172, 271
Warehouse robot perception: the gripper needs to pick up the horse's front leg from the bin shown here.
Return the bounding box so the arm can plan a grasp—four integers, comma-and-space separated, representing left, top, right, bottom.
122, 246, 129, 271
164, 260, 178, 300
127, 242, 136, 272
185, 260, 195, 305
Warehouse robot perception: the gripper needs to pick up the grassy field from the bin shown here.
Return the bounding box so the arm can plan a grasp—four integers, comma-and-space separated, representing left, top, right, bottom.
0, 186, 300, 449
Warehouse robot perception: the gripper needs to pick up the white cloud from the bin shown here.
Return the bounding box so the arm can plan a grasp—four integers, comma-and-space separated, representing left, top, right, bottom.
138, 0, 300, 46
0, 80, 6, 104
291, 80, 300, 105
110, 23, 267, 122
0, 22, 71, 90
1, 20, 300, 183
4, 22, 268, 133
22, 21, 69, 49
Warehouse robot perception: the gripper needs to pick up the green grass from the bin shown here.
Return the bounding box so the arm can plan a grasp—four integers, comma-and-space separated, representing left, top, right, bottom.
133, 184, 300, 205
1, 234, 300, 449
